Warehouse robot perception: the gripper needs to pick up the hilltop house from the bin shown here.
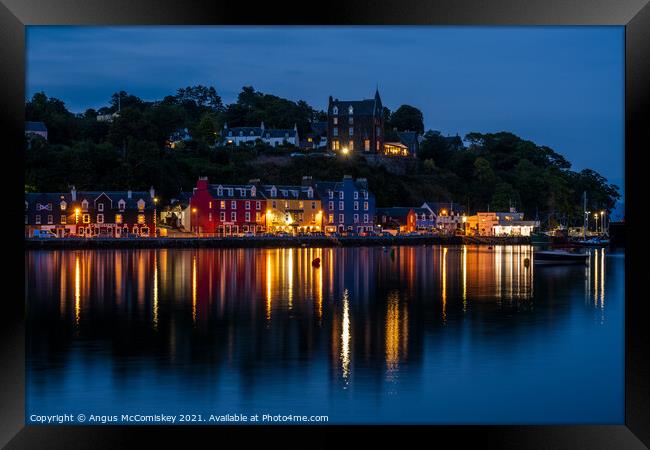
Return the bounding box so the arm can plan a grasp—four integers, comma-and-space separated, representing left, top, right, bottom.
25, 121, 48, 141
222, 122, 299, 147
327, 88, 384, 154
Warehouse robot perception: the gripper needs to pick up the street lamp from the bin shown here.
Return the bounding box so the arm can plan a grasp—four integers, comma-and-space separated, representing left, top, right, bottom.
594, 212, 599, 233
192, 207, 198, 235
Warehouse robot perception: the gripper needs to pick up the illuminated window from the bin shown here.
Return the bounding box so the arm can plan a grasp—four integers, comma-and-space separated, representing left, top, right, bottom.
137, 199, 145, 211
97, 214, 104, 224
328, 214, 334, 223
332, 140, 340, 151
209, 201, 212, 209
83, 214, 90, 224
376, 140, 380, 151
364, 139, 370, 151
209, 212, 212, 221
299, 201, 304, 209
307, 137, 313, 142
137, 214, 145, 224
115, 214, 123, 224
364, 202, 369, 210
118, 200, 125, 211
349, 140, 354, 150
220, 201, 225, 209
60, 201, 67, 211
81, 200, 89, 211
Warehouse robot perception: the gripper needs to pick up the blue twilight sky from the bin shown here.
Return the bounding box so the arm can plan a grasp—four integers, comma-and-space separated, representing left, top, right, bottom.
26, 26, 624, 217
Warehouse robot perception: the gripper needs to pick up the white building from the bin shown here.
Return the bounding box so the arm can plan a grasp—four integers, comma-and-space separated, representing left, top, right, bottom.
222, 122, 299, 147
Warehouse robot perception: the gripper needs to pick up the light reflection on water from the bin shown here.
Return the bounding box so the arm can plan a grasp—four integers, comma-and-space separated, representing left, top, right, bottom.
25, 245, 623, 424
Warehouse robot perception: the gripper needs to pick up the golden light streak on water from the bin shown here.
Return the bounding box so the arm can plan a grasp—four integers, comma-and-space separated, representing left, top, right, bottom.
600, 248, 605, 309
316, 248, 323, 323
287, 248, 293, 310
593, 248, 599, 306
462, 245, 467, 312
74, 253, 80, 325
495, 245, 502, 298
341, 288, 351, 385
441, 247, 447, 322
192, 254, 197, 325
153, 252, 159, 330
266, 251, 272, 324
385, 290, 400, 381
59, 255, 66, 317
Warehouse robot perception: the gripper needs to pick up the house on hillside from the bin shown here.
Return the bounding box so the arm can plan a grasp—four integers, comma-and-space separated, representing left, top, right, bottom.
222, 122, 299, 147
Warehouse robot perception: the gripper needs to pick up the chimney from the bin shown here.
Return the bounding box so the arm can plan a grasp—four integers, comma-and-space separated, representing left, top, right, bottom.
150, 186, 155, 199
127, 190, 132, 199
197, 176, 209, 191
301, 175, 313, 187
71, 185, 77, 201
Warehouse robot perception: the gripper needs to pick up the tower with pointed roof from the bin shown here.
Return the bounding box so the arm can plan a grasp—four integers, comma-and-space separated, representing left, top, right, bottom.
327, 88, 384, 155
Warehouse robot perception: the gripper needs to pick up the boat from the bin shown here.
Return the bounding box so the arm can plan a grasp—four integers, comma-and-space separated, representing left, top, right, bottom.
534, 250, 589, 265
530, 232, 551, 245
573, 237, 610, 247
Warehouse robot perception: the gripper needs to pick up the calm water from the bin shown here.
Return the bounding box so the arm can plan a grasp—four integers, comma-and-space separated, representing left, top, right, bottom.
25, 246, 624, 424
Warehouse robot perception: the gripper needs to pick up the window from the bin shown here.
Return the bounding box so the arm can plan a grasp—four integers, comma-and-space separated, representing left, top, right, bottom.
298, 201, 304, 209
333, 117, 338, 125
348, 117, 353, 125
231, 201, 236, 209
376, 140, 380, 151
376, 126, 381, 136
354, 214, 359, 223
245, 201, 250, 210
137, 214, 145, 224
209, 201, 212, 209
98, 203, 104, 212
364, 202, 369, 211
307, 188, 313, 198
364, 214, 369, 223
333, 106, 338, 115
60, 201, 67, 211
209, 213, 212, 221
83, 214, 90, 224
217, 187, 223, 196
348, 105, 354, 114
339, 191, 344, 199
364, 139, 370, 151
115, 214, 123, 224
220, 212, 225, 221
349, 127, 354, 136
311, 202, 316, 209
97, 214, 104, 224
329, 190, 334, 199
45, 215, 52, 224
339, 214, 344, 223
354, 191, 359, 199
332, 140, 340, 151
256, 201, 261, 210
364, 191, 369, 200
339, 201, 344, 210
81, 200, 89, 211
245, 212, 251, 222
228, 188, 233, 196
329, 201, 334, 210
333, 127, 338, 137
328, 214, 334, 224
354, 202, 359, 211
137, 199, 145, 211
25, 215, 28, 224
270, 187, 277, 197
349, 140, 354, 151
220, 201, 226, 209
231, 212, 237, 221
118, 200, 125, 211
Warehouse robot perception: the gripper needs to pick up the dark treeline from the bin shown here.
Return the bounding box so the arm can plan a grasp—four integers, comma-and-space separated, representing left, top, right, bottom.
25, 86, 619, 227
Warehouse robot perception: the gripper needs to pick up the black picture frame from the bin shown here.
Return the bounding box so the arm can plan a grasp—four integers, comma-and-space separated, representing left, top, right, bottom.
1, 0, 647, 448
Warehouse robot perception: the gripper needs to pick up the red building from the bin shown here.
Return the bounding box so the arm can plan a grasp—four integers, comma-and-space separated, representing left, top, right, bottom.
190, 177, 267, 235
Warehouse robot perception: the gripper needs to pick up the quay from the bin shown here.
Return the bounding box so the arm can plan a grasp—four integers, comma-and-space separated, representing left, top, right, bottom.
25, 235, 531, 250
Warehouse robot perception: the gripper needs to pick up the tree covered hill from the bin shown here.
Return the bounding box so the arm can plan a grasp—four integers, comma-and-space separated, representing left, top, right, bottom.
25, 86, 620, 227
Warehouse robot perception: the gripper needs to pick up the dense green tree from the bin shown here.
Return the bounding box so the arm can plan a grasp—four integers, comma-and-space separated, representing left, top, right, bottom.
390, 105, 425, 133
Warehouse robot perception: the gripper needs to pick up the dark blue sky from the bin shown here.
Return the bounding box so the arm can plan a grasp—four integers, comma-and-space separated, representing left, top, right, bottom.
26, 26, 624, 217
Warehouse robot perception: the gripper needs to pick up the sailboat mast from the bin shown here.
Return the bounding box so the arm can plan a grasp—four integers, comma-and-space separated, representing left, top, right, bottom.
583, 191, 587, 240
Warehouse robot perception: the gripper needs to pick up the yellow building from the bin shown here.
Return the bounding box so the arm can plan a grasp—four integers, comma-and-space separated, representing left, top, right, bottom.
262, 184, 323, 234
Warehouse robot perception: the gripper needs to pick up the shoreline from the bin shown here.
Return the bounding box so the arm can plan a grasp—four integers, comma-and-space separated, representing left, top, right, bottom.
25, 235, 531, 250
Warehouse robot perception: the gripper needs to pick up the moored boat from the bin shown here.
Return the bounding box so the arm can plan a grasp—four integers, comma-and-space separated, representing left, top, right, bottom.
534, 250, 588, 265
